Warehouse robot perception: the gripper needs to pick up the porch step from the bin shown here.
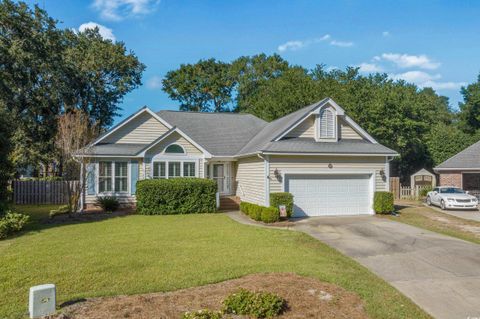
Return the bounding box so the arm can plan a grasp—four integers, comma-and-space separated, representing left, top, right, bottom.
219, 196, 240, 211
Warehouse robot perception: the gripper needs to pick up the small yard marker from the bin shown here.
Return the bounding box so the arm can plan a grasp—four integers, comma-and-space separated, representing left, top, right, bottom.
29, 284, 56, 318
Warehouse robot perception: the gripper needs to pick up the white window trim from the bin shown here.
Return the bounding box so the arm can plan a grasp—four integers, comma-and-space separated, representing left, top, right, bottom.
316, 107, 338, 142
97, 160, 131, 195
163, 143, 186, 155
151, 159, 199, 179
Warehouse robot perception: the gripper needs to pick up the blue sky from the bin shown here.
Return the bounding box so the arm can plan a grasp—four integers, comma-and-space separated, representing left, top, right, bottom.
27, 0, 480, 123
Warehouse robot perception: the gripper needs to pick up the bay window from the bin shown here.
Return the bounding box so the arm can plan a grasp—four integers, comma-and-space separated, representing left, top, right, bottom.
183, 162, 196, 177
168, 162, 181, 177
153, 162, 166, 178
152, 160, 196, 178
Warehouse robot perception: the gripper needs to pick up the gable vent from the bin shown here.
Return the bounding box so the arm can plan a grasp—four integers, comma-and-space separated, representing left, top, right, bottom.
319, 109, 335, 139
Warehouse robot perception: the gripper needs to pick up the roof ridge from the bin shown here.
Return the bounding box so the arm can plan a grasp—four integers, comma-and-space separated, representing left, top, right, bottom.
157, 110, 258, 116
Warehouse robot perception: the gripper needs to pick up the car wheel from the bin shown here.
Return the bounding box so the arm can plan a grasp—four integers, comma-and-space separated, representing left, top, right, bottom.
440, 200, 446, 210
426, 196, 432, 206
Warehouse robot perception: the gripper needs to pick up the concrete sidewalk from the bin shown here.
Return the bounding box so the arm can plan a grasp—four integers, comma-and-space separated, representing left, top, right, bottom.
227, 211, 480, 319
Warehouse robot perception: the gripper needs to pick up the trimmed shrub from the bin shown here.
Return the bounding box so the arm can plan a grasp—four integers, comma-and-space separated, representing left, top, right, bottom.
95, 196, 120, 213
240, 202, 280, 223
373, 191, 394, 214
136, 178, 217, 215
0, 212, 29, 239
49, 205, 70, 218
223, 289, 285, 318
419, 186, 433, 198
182, 309, 223, 319
269, 192, 294, 218
261, 207, 280, 223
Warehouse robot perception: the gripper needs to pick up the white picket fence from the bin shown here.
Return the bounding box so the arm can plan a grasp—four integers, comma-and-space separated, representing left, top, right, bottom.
399, 185, 431, 200
13, 180, 79, 205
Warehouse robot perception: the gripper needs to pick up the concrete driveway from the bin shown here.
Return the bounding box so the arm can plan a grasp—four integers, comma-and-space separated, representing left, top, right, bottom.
294, 216, 480, 319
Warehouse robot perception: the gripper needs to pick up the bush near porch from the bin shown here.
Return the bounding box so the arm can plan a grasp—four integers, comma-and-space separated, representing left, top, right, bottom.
136, 178, 217, 215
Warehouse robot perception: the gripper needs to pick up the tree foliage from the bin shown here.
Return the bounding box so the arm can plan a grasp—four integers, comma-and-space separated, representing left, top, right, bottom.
459, 74, 480, 134
0, 0, 144, 176
163, 58, 235, 112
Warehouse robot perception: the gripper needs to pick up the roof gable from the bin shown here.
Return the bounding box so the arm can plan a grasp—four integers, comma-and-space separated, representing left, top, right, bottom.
435, 140, 480, 170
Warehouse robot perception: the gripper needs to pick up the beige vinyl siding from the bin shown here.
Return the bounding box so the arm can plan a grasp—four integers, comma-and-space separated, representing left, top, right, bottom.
284, 115, 315, 138
235, 156, 265, 205
144, 132, 204, 179
103, 112, 170, 144
268, 155, 387, 193
339, 119, 363, 140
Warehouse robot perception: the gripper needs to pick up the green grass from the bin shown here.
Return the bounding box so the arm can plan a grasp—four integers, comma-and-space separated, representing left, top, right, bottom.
380, 204, 480, 245
0, 205, 429, 319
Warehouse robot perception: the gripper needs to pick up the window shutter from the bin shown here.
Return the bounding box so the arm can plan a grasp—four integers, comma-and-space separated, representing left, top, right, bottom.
86, 163, 96, 195
130, 160, 139, 195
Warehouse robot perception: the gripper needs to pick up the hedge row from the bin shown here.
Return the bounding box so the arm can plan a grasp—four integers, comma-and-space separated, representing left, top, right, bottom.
239, 202, 279, 223
136, 178, 217, 215
269, 192, 294, 217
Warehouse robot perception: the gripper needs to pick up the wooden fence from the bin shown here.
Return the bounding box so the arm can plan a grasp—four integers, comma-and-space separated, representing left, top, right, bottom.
390, 177, 431, 200
13, 180, 79, 205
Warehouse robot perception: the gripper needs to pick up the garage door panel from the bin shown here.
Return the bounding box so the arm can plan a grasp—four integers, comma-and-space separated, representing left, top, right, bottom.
286, 174, 372, 217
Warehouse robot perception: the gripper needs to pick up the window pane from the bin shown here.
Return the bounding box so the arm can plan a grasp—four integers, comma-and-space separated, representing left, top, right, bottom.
99, 162, 112, 192
114, 162, 128, 192
168, 162, 181, 177
153, 162, 166, 178
165, 144, 185, 154
183, 162, 196, 177
115, 177, 128, 192
115, 162, 127, 177
99, 161, 112, 177
99, 177, 112, 192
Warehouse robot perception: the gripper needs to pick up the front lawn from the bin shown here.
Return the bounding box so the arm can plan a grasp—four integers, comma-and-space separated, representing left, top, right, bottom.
0, 205, 429, 319
379, 202, 480, 245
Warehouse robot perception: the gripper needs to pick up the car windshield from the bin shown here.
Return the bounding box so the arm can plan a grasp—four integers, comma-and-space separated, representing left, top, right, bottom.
439, 188, 464, 194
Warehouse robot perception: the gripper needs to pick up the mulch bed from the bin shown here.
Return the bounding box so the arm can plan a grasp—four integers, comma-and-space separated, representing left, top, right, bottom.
44, 209, 132, 225
53, 273, 368, 319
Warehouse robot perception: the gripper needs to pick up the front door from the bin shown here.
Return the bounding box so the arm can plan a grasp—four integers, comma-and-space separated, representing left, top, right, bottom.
211, 163, 231, 195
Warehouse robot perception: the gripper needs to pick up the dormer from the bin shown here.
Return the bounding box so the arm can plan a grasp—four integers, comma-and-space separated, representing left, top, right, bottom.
274, 98, 377, 144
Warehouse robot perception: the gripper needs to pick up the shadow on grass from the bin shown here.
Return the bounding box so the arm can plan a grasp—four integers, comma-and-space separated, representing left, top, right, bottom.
7, 205, 134, 239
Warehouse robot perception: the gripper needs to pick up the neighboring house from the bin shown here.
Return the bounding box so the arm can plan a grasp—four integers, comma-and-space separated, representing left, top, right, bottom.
79, 98, 398, 217
434, 140, 480, 193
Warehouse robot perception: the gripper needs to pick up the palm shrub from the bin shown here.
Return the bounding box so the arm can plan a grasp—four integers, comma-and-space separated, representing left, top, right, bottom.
95, 196, 120, 213
269, 192, 293, 217
136, 178, 217, 215
373, 191, 394, 214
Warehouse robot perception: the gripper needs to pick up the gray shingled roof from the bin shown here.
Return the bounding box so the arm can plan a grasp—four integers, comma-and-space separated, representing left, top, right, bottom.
88, 143, 145, 156
157, 110, 267, 156
259, 138, 397, 154
238, 100, 326, 155
435, 140, 480, 169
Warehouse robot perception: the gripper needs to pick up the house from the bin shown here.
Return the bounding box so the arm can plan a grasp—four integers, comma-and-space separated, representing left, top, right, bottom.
434, 140, 480, 193
80, 98, 398, 217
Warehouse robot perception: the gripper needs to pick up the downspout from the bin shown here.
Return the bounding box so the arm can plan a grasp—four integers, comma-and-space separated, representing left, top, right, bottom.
258, 153, 270, 207
385, 156, 394, 191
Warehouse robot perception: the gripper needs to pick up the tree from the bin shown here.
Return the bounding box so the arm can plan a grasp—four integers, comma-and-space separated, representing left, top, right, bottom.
162, 59, 235, 112
425, 123, 478, 166
0, 1, 145, 176
55, 110, 98, 213
459, 73, 480, 134
0, 104, 13, 210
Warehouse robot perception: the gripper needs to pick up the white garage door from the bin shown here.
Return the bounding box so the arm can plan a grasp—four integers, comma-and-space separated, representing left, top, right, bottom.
285, 174, 372, 217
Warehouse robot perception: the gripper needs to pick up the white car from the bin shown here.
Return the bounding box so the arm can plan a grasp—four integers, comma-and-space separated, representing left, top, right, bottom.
426, 186, 478, 210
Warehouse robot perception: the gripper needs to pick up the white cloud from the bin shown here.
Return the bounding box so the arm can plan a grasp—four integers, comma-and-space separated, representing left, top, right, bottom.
92, 0, 159, 21
390, 71, 465, 90
382, 31, 390, 37
330, 40, 354, 47
146, 75, 163, 89
78, 22, 115, 41
278, 41, 305, 52
358, 63, 383, 73
277, 34, 330, 52
381, 53, 440, 70
326, 66, 339, 72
